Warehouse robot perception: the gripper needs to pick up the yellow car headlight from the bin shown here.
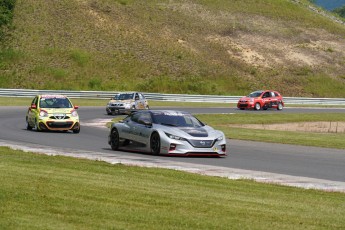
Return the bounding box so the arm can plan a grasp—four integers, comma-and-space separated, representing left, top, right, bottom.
39, 109, 48, 117
71, 110, 78, 117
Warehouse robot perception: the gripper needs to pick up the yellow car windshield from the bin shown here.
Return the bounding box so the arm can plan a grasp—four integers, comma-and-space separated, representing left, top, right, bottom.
39, 98, 72, 108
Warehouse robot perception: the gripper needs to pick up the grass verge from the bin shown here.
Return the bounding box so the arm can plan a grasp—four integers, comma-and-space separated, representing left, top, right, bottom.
0, 96, 231, 107
0, 147, 344, 229
1, 96, 345, 108
196, 113, 345, 149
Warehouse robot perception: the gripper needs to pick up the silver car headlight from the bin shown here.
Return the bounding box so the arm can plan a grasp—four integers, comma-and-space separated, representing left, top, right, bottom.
216, 136, 224, 141
165, 132, 187, 141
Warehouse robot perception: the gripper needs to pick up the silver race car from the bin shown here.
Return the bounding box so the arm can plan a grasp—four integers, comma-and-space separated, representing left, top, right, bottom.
108, 110, 227, 156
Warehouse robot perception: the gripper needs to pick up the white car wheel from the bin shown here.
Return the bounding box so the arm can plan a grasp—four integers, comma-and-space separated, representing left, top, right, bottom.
277, 102, 283, 110
254, 103, 261, 110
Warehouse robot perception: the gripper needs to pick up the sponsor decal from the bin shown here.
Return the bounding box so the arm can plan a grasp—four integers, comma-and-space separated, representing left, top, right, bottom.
41, 95, 66, 99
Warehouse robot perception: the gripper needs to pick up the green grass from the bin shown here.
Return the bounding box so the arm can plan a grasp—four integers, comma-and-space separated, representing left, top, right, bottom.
0, 96, 232, 107
196, 113, 345, 149
197, 113, 345, 125
304, 75, 345, 97
226, 128, 345, 149
1, 96, 345, 108
1, 147, 344, 229
0, 97, 107, 106
1, 0, 345, 96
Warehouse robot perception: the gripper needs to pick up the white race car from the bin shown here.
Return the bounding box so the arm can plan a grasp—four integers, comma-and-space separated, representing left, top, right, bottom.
106, 92, 149, 115
108, 110, 227, 156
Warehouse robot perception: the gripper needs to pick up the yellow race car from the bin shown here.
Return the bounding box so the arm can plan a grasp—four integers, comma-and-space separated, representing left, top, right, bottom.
26, 94, 80, 133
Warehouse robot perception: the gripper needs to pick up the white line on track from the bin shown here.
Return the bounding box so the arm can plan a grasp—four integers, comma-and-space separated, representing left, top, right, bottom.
81, 118, 111, 129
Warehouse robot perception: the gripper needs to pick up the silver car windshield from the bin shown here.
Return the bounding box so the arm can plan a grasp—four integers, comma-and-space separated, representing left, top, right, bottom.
152, 112, 204, 127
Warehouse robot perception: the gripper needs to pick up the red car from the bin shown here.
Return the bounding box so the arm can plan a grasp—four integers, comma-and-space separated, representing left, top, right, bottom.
237, 90, 284, 110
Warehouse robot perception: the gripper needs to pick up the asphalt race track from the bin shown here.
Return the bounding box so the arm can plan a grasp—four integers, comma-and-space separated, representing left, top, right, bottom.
1, 106, 345, 191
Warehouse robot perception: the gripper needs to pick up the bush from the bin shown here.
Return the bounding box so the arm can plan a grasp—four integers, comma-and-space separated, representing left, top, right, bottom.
333, 6, 345, 18
0, 0, 16, 41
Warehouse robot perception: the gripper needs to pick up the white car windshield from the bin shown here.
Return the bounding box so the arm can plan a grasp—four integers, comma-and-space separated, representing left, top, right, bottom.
115, 93, 134, 100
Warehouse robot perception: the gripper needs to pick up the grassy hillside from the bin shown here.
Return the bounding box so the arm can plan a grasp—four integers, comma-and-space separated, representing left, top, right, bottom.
1, 0, 345, 97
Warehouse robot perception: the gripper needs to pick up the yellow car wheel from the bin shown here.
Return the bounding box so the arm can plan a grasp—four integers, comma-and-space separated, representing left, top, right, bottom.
73, 127, 80, 134
34, 119, 41, 132
26, 117, 33, 130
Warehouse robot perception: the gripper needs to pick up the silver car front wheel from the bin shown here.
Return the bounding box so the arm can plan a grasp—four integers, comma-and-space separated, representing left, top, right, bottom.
110, 128, 120, 150
150, 132, 161, 155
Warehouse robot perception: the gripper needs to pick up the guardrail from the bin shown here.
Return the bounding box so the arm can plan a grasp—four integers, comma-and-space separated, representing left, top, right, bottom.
0, 88, 344, 105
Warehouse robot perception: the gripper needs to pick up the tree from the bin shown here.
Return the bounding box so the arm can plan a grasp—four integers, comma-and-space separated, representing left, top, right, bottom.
332, 5, 345, 18
0, 0, 16, 41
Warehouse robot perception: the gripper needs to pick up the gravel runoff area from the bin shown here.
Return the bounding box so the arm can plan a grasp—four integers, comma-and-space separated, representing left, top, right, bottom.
1, 139, 345, 193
